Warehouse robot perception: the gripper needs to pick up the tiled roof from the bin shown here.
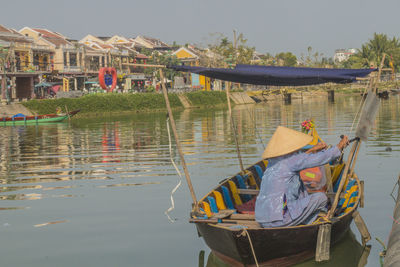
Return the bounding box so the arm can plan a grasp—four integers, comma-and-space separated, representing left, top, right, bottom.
32, 28, 70, 47
97, 36, 110, 41
142, 36, 169, 47
0, 25, 32, 43
0, 25, 13, 33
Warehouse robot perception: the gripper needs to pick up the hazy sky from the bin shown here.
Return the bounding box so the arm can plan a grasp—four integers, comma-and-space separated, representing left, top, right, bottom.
3, 0, 400, 58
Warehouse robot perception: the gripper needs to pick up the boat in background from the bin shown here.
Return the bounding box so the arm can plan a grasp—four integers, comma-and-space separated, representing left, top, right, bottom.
0, 110, 80, 126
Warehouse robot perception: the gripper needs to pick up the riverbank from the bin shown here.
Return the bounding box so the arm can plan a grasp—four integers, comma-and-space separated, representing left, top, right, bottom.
16, 80, 400, 116
21, 91, 228, 116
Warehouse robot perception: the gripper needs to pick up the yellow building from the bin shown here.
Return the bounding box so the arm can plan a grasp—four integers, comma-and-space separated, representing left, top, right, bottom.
172, 46, 211, 90
19, 27, 82, 73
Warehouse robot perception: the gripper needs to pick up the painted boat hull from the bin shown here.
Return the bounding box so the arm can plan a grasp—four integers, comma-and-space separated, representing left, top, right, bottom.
193, 160, 360, 266
196, 210, 354, 266
1, 110, 80, 126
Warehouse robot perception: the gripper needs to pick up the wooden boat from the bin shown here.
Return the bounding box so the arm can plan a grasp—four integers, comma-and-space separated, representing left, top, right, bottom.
1, 110, 80, 126
162, 64, 375, 266
190, 159, 363, 267
201, 230, 368, 267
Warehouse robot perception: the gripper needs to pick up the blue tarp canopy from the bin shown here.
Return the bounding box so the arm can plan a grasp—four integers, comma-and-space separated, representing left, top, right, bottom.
169, 64, 376, 86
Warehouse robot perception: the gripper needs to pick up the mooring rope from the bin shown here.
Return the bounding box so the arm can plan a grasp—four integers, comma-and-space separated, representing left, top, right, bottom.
238, 228, 260, 267
238, 92, 265, 149
350, 85, 369, 133
164, 117, 182, 223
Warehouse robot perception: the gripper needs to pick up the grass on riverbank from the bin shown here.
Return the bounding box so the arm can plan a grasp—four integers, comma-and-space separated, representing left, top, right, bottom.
185, 91, 227, 106
22, 91, 227, 115
22, 93, 182, 115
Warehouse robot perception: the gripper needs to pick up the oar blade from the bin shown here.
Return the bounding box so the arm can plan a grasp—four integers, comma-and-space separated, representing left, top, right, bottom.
315, 223, 331, 262
356, 92, 380, 141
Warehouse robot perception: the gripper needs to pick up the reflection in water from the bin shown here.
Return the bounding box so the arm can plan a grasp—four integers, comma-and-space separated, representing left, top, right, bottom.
96, 182, 161, 188
0, 95, 398, 266
200, 231, 370, 267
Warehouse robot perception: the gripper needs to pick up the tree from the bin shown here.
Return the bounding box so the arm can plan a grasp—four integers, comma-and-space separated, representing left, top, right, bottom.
275, 52, 297, 67
208, 32, 255, 67
343, 33, 400, 70
0, 44, 11, 102
144, 51, 180, 81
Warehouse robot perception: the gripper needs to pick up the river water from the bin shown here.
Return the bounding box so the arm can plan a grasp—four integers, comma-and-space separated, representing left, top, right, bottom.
0, 94, 399, 267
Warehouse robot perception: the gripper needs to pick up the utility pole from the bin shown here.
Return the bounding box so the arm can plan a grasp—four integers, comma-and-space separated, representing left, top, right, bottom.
232, 29, 240, 89
233, 29, 237, 64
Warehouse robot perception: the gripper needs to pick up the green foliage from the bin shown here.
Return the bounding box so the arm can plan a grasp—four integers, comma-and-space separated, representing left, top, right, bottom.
275, 52, 298, 67
0, 44, 10, 64
22, 93, 183, 115
208, 32, 256, 67
145, 85, 156, 93
22, 91, 229, 115
299, 46, 329, 67
185, 91, 227, 106
144, 52, 180, 80
343, 33, 400, 70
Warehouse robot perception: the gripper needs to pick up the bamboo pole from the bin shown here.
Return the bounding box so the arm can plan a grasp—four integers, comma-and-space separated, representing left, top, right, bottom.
159, 69, 198, 209
122, 63, 166, 68
327, 141, 358, 218
225, 82, 244, 172
374, 54, 386, 93
349, 141, 361, 177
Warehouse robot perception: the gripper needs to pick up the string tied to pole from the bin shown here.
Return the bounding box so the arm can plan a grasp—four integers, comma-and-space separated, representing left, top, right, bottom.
164, 117, 182, 223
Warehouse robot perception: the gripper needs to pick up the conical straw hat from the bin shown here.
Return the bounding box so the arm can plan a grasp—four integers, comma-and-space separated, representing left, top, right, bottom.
262, 126, 313, 159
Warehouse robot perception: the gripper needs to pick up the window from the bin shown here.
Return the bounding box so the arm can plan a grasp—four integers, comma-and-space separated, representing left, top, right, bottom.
70, 53, 77, 67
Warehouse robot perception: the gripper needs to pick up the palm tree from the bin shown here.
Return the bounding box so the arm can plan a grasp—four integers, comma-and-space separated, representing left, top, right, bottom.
349, 33, 400, 70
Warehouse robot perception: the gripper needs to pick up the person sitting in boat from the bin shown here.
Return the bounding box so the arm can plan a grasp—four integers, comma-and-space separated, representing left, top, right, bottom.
255, 126, 349, 228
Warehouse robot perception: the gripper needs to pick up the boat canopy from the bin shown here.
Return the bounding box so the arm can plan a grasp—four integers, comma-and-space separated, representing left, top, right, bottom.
169, 64, 376, 86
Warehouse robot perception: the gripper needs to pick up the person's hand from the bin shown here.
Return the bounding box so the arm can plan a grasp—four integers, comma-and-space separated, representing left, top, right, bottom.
337, 135, 349, 151
305, 142, 327, 154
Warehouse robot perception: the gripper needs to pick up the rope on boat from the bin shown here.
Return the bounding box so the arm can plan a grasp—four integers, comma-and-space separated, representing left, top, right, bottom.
238, 93, 265, 149
350, 85, 369, 133
239, 228, 260, 267
164, 117, 182, 223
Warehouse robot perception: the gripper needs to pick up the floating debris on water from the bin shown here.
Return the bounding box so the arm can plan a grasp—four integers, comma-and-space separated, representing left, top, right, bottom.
97, 182, 161, 188
34, 220, 68, 228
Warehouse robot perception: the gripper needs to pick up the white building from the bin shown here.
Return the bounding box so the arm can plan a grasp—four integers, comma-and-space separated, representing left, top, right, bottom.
334, 48, 356, 62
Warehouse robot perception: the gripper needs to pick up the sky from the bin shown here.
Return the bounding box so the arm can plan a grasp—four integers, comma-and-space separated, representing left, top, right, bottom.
3, 0, 400, 58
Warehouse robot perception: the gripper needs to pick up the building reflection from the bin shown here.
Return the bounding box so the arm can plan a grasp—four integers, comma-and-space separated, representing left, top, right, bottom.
0, 95, 398, 204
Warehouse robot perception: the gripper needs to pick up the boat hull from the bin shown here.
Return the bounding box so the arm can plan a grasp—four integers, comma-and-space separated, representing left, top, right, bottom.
196, 209, 354, 266
0, 110, 80, 126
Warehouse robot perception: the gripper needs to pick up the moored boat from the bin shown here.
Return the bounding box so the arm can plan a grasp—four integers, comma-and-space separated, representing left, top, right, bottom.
157, 64, 378, 266
190, 158, 362, 266
201, 229, 368, 267
0, 110, 80, 126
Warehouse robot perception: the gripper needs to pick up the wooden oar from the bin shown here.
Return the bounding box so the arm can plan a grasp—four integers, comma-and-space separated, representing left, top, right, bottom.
159, 69, 199, 210
316, 56, 384, 262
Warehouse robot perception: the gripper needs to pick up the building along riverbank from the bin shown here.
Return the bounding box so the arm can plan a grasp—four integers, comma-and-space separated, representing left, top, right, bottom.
11, 80, 400, 117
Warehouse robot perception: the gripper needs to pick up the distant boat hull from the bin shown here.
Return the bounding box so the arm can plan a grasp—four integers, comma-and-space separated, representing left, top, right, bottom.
0, 110, 80, 126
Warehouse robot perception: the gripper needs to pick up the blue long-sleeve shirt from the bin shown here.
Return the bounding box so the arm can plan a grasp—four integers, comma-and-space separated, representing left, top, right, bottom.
255, 146, 341, 224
